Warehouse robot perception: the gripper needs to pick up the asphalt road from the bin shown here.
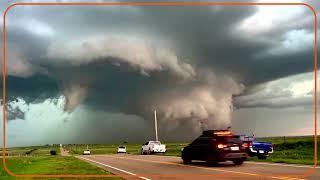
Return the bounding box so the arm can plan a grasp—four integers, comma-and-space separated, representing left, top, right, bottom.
78, 154, 320, 180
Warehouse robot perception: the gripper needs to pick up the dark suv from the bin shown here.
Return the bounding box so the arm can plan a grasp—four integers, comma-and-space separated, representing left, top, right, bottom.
181, 130, 248, 166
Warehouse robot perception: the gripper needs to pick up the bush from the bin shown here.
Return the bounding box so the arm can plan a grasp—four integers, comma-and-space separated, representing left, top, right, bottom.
50, 150, 57, 155
25, 148, 37, 155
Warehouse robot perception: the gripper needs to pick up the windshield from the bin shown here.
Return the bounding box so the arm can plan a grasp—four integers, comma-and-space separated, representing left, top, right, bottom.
150, 141, 161, 145
239, 135, 254, 141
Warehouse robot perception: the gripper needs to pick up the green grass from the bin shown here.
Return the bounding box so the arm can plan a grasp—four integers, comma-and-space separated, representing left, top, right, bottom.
1, 145, 60, 156
256, 136, 315, 144
0, 156, 122, 180
161, 143, 187, 156
5, 156, 109, 174
0, 145, 122, 180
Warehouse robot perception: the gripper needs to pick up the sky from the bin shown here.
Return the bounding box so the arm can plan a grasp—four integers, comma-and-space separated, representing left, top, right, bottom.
0, 0, 319, 147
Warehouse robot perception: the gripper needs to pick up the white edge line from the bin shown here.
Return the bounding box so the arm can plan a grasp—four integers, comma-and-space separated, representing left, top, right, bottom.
139, 176, 152, 180
78, 156, 151, 180
246, 161, 320, 169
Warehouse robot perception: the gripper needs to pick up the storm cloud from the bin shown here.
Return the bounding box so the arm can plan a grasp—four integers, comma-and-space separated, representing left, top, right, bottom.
0, 0, 319, 146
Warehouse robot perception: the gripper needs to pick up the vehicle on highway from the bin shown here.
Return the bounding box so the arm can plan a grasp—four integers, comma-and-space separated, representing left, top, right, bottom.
239, 135, 273, 160
117, 145, 127, 153
249, 141, 273, 159
141, 141, 166, 154
83, 149, 91, 155
181, 130, 248, 166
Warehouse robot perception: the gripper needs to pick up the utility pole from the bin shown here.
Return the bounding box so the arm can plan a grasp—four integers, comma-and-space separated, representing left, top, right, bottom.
199, 121, 204, 131
154, 110, 158, 141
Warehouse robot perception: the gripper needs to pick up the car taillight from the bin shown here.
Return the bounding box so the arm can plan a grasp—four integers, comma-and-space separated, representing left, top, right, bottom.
242, 143, 249, 148
217, 144, 227, 148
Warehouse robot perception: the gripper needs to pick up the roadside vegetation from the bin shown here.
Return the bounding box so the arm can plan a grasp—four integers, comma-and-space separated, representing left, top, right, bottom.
0, 145, 121, 180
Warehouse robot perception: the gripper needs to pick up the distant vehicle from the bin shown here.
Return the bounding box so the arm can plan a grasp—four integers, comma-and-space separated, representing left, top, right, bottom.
141, 141, 166, 154
181, 130, 248, 166
117, 145, 127, 153
239, 135, 273, 159
83, 149, 91, 155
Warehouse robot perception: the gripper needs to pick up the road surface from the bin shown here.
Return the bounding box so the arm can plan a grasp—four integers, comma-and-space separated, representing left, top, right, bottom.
78, 154, 320, 180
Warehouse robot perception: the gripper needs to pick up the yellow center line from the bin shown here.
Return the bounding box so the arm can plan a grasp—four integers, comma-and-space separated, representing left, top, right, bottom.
99, 155, 305, 180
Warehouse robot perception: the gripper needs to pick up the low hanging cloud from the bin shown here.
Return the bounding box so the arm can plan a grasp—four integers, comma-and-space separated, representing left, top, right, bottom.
45, 36, 199, 116
6, 97, 29, 121
234, 72, 315, 109
149, 84, 243, 131
0, 45, 36, 78
43, 36, 244, 130
47, 37, 196, 79
125, 69, 245, 132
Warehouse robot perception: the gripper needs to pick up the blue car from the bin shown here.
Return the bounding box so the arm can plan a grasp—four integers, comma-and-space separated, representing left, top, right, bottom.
239, 135, 273, 160
249, 141, 273, 159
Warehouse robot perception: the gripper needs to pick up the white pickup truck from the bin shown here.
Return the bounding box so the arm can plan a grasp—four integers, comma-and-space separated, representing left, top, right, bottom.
141, 141, 166, 154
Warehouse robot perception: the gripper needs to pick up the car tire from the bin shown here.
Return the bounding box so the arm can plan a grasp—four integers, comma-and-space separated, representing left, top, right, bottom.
182, 158, 191, 164
233, 159, 244, 165
258, 155, 267, 160
206, 155, 218, 167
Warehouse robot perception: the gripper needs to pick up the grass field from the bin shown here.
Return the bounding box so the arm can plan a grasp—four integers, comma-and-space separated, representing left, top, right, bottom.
66, 136, 320, 165
0, 145, 60, 157
0, 146, 122, 180
5, 156, 109, 174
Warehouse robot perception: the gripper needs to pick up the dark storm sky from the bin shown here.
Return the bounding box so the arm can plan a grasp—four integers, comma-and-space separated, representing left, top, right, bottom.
0, 0, 319, 146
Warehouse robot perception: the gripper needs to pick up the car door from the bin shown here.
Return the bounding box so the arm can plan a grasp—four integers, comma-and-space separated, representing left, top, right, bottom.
197, 137, 212, 160
188, 138, 203, 160
142, 142, 149, 152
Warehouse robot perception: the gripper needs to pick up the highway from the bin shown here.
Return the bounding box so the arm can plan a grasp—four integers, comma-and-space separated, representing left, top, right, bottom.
78, 154, 320, 180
